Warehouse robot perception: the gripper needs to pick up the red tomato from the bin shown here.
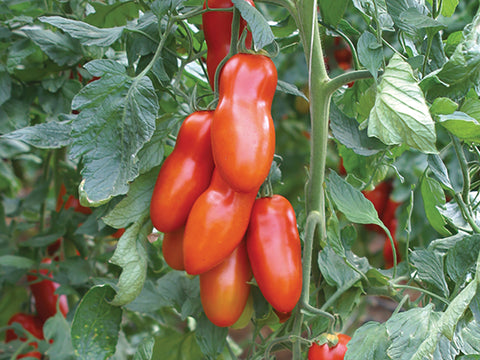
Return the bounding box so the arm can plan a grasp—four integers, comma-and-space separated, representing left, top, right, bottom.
200, 241, 252, 327
334, 48, 352, 65
28, 258, 69, 323
183, 169, 258, 275
308, 333, 351, 360
381, 198, 401, 233
363, 181, 393, 233
111, 228, 125, 239
338, 158, 346, 176
211, 53, 277, 192
162, 226, 185, 271
56, 184, 92, 215
383, 219, 401, 269
202, 0, 254, 89
246, 195, 302, 313
6, 313, 44, 360
274, 309, 291, 323
150, 111, 215, 233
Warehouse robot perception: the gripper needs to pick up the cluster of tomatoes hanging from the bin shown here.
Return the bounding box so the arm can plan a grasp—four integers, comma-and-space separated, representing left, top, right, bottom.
149, 0, 302, 328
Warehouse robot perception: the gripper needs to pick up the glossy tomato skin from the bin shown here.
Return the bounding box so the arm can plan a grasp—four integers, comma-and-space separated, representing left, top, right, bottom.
202, 0, 254, 89
246, 195, 302, 313
28, 258, 69, 323
211, 53, 277, 193
162, 226, 185, 271
308, 333, 351, 360
200, 241, 252, 327
183, 169, 258, 275
6, 313, 44, 360
150, 111, 215, 233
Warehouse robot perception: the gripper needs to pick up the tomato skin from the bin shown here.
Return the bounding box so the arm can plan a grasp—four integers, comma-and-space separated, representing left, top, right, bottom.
211, 53, 277, 193
202, 0, 254, 89
308, 333, 351, 360
111, 228, 125, 239
6, 313, 44, 360
363, 181, 393, 233
150, 111, 215, 233
28, 258, 69, 323
162, 226, 185, 271
246, 195, 302, 313
56, 184, 92, 215
183, 169, 258, 275
200, 241, 252, 327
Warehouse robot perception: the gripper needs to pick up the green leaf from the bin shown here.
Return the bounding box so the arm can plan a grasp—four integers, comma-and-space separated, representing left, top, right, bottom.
0, 255, 35, 269
70, 60, 158, 204
276, 80, 308, 100
137, 127, 166, 175
420, 176, 450, 236
446, 235, 480, 284
344, 322, 390, 360
22, 28, 83, 66
326, 171, 384, 228
386, 0, 429, 38
367, 54, 437, 153
440, 0, 459, 17
103, 168, 157, 229
430, 97, 458, 116
357, 31, 383, 80
44, 312, 76, 360
0, 69, 11, 106
352, 0, 394, 30
319, 0, 349, 26
109, 217, 150, 306
152, 327, 203, 359
39, 16, 125, 47
195, 314, 228, 358
330, 103, 386, 156
427, 154, 454, 191
411, 249, 449, 298
459, 320, 480, 354
231, 0, 275, 50
133, 336, 155, 360
71, 285, 123, 360
439, 111, 480, 144
3, 120, 72, 149
318, 246, 367, 288
399, 8, 446, 33
84, 1, 140, 27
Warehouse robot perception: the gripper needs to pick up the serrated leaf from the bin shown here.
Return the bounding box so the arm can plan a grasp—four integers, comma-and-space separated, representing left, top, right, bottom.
411, 249, 449, 297
367, 54, 437, 153
421, 176, 450, 236
326, 171, 385, 228
39, 16, 125, 47
3, 120, 72, 149
231, 0, 275, 50
399, 8, 446, 33
103, 168, 157, 229
276, 80, 307, 100
71, 285, 122, 360
344, 322, 390, 360
427, 154, 454, 191
446, 235, 480, 284
318, 246, 367, 288
330, 103, 386, 156
69, 60, 158, 203
44, 312, 76, 360
133, 336, 155, 360
439, 111, 480, 144
109, 218, 150, 306
195, 314, 228, 357
358, 31, 383, 80
22, 27, 83, 66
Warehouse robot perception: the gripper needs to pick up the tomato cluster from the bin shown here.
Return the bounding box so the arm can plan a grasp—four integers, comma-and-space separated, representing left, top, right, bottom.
6, 258, 68, 359
362, 180, 402, 268
150, 0, 302, 328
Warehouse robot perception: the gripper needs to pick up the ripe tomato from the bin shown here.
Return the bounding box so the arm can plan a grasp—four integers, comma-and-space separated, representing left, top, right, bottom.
200, 241, 252, 327
274, 309, 291, 323
202, 0, 254, 89
56, 184, 92, 215
162, 226, 185, 271
6, 313, 44, 360
150, 111, 215, 233
363, 181, 393, 233
183, 169, 258, 275
246, 195, 302, 313
111, 228, 125, 239
308, 333, 351, 360
28, 258, 69, 323
211, 53, 277, 193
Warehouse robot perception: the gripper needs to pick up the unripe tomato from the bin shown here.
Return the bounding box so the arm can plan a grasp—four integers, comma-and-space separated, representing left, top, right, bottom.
183, 169, 258, 275
28, 258, 69, 323
6, 313, 44, 360
202, 0, 254, 89
211, 53, 277, 193
246, 195, 302, 313
150, 111, 215, 233
308, 333, 351, 360
162, 226, 185, 271
200, 241, 252, 327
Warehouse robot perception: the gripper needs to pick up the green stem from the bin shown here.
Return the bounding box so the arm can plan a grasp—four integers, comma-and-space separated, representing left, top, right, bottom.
320, 276, 359, 312
422, 34, 434, 76
451, 135, 471, 205
454, 193, 480, 233
326, 70, 376, 91
392, 283, 450, 305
